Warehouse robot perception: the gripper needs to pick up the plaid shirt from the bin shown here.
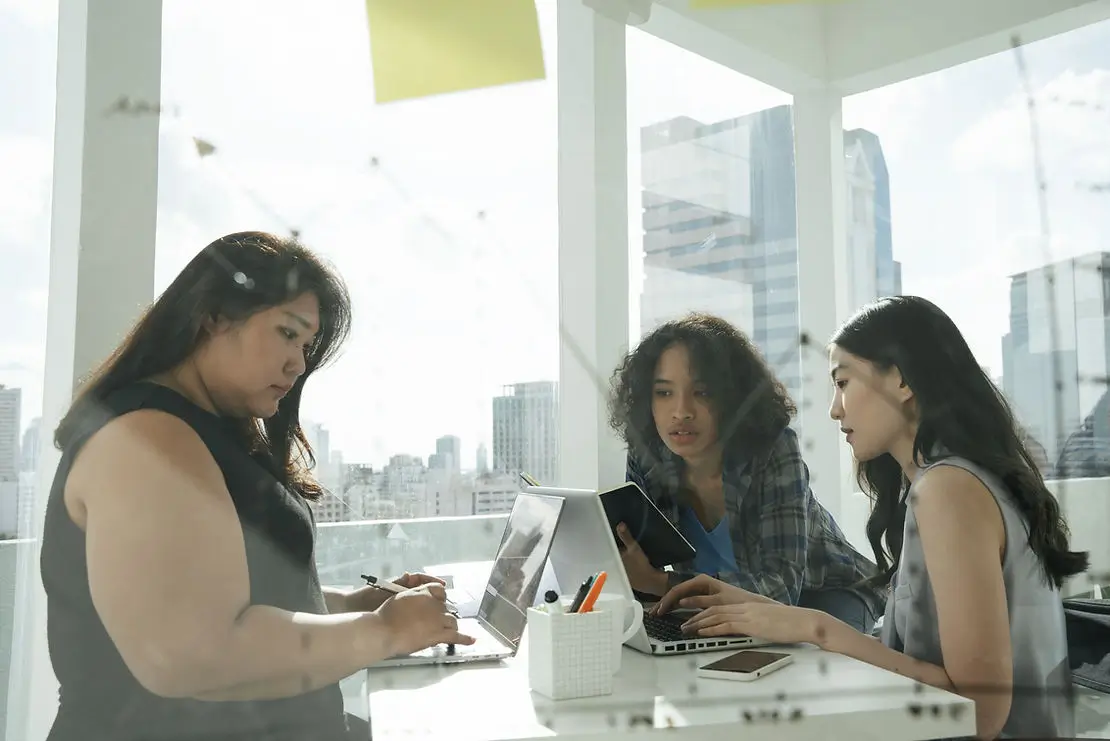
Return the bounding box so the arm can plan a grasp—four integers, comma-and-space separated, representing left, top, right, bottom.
626, 427, 887, 618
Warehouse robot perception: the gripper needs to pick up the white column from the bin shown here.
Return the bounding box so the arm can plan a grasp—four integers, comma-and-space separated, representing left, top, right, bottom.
7, 1, 162, 738
556, 0, 630, 491
792, 88, 853, 522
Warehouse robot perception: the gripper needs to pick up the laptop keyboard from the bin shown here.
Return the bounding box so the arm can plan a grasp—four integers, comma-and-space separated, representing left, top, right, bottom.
643, 612, 687, 642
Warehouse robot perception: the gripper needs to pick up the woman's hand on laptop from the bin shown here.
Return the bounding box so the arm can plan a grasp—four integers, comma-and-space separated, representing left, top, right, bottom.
679, 601, 825, 645
651, 573, 774, 616
375, 584, 476, 657
615, 523, 669, 597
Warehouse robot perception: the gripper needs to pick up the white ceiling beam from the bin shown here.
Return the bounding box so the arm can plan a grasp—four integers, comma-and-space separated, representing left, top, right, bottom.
829, 0, 1110, 95
640, 2, 827, 94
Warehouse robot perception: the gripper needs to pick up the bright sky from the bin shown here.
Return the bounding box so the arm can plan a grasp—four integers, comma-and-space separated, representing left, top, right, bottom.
2, 0, 1109, 468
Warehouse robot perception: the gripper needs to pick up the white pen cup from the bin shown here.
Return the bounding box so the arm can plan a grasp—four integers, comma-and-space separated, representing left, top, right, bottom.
526, 606, 614, 700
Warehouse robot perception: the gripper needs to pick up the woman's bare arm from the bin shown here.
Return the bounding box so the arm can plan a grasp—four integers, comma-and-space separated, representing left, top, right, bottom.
73, 410, 400, 700
822, 466, 1013, 740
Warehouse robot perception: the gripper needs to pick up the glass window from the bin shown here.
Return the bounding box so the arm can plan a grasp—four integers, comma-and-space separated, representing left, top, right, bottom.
843, 20, 1110, 481
627, 28, 803, 412
0, 0, 57, 734
155, 0, 559, 583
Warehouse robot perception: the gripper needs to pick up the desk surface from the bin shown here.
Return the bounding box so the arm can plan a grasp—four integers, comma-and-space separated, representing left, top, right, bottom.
366, 640, 975, 740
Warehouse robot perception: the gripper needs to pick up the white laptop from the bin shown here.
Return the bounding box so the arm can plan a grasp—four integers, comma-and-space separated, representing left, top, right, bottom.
374, 491, 565, 668
530, 485, 765, 656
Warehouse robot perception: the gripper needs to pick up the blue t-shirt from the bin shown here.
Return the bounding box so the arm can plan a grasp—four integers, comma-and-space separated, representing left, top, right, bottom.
679, 506, 737, 577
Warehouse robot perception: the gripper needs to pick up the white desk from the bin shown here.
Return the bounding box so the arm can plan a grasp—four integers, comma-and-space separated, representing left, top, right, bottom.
364, 640, 975, 740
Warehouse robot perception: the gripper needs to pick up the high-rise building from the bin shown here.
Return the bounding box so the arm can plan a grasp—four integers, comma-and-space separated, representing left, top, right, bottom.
303, 422, 331, 470
1002, 251, 1110, 472
429, 434, 461, 473
845, 129, 901, 302
0, 386, 18, 481
21, 417, 40, 473
492, 381, 558, 485
302, 421, 342, 496
637, 107, 898, 404
476, 442, 489, 475
0, 386, 22, 537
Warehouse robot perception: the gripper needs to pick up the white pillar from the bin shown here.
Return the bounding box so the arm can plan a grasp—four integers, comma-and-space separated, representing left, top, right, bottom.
7, 1, 162, 738
792, 88, 853, 521
556, 0, 630, 491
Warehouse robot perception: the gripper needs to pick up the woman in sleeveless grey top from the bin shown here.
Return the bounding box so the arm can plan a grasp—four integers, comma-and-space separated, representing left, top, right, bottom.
649, 297, 1088, 740
40, 232, 472, 741
889, 457, 1075, 738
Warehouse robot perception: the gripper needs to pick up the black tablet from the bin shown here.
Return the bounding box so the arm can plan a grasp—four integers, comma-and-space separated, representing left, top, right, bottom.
600, 482, 696, 569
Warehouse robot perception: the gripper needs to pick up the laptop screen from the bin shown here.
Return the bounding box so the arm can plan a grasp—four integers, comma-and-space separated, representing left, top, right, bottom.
477, 491, 565, 649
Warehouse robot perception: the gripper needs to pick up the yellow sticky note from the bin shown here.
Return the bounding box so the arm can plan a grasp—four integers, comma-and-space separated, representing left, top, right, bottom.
366, 0, 546, 104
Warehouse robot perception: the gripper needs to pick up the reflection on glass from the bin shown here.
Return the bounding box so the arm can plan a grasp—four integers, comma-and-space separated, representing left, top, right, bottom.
630, 32, 900, 417
479, 492, 564, 648
1004, 254, 1110, 477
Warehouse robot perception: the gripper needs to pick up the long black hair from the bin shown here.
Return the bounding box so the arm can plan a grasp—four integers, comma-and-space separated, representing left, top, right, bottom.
609, 313, 795, 482
831, 295, 1087, 588
56, 231, 352, 500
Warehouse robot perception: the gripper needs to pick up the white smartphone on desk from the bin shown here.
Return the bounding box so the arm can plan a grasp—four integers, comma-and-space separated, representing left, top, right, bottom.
697, 650, 793, 682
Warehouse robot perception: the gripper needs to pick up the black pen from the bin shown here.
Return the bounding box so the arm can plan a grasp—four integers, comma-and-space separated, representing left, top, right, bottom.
567, 573, 597, 613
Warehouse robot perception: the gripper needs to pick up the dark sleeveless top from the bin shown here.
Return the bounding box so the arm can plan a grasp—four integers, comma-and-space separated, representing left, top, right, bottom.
41, 383, 349, 741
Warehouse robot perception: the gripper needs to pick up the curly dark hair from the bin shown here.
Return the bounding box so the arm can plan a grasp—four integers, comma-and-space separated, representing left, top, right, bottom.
608, 313, 796, 470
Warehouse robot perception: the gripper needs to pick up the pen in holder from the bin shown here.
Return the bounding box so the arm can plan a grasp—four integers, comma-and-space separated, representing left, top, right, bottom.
527, 606, 614, 700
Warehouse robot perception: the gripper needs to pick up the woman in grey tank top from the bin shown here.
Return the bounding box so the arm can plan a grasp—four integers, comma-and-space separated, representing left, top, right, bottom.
652, 296, 1088, 740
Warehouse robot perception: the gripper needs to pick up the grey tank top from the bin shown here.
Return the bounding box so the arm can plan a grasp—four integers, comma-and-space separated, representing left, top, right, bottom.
881, 456, 1074, 739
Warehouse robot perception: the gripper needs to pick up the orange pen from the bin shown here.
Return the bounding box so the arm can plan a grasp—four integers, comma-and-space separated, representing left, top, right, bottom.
576, 571, 607, 613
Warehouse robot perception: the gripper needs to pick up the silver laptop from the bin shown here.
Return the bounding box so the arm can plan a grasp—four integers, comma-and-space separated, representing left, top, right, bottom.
531, 485, 765, 656
374, 491, 566, 667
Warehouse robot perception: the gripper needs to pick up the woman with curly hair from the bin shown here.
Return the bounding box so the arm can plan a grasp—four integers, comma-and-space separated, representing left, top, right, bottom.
609, 313, 884, 633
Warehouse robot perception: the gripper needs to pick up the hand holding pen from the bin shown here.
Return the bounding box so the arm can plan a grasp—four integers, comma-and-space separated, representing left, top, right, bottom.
361, 573, 458, 614
374, 582, 475, 657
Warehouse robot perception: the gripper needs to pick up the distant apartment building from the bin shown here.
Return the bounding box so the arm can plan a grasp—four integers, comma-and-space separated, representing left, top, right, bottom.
335, 464, 382, 521
492, 382, 558, 485
429, 435, 461, 473
310, 488, 350, 524
0, 387, 21, 537
20, 416, 39, 473
419, 467, 471, 518
0, 387, 18, 480
637, 108, 899, 404
472, 472, 521, 515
